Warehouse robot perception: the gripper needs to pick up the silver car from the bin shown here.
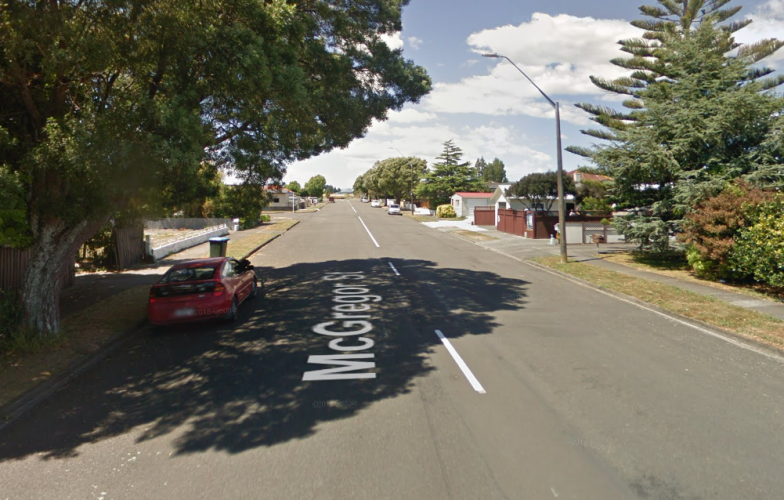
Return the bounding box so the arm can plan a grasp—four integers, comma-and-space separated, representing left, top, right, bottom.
387, 204, 401, 215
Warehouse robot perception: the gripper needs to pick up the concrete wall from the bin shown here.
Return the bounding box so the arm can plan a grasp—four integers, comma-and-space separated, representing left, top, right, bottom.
145, 225, 229, 262
564, 222, 624, 244
145, 218, 232, 230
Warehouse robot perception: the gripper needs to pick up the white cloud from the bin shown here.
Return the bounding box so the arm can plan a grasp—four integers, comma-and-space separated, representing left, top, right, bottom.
381, 32, 404, 50
461, 59, 480, 68
423, 13, 642, 124
386, 108, 438, 124
407, 36, 423, 50
286, 115, 554, 187
737, 1, 784, 67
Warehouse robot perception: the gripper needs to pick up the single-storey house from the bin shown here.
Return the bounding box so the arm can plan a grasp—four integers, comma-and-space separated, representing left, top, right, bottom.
568, 170, 613, 186
487, 184, 577, 223
264, 186, 297, 210
450, 192, 494, 218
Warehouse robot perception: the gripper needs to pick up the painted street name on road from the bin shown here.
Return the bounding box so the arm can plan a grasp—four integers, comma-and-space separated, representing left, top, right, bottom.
303, 271, 380, 381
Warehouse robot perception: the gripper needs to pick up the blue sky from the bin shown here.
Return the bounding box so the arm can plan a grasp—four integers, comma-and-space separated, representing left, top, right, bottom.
285, 0, 784, 190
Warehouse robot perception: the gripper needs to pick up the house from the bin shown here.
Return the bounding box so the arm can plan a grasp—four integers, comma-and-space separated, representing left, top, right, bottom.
487, 184, 578, 224
450, 192, 494, 218
264, 185, 297, 210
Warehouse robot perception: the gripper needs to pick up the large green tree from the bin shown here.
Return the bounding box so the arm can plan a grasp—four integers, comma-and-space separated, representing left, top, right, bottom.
483, 158, 508, 183
416, 140, 485, 206
507, 172, 576, 212
286, 181, 302, 195
567, 0, 784, 247
0, 0, 431, 334
303, 175, 327, 198
377, 156, 427, 203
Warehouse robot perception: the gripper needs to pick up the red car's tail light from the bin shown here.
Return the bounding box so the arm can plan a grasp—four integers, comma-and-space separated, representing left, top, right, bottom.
149, 290, 157, 303
213, 283, 226, 297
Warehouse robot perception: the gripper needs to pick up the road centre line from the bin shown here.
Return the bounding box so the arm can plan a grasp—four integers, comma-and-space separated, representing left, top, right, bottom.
357, 216, 380, 248
388, 262, 400, 276
434, 329, 486, 394
349, 201, 357, 213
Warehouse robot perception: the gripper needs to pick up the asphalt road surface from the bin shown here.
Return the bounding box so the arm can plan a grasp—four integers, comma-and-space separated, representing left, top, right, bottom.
2, 200, 784, 500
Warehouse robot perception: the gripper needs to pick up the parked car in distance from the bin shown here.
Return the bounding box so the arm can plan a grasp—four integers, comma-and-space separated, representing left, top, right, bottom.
328, 196, 335, 203
371, 200, 380, 208
361, 197, 368, 203
388, 204, 401, 215
148, 257, 258, 327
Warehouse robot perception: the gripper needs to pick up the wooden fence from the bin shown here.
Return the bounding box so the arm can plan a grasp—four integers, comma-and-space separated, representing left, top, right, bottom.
497, 209, 609, 239
0, 247, 75, 294
473, 206, 495, 226
113, 226, 144, 269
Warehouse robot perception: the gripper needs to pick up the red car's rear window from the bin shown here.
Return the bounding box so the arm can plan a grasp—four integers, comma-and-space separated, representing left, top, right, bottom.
160, 266, 218, 284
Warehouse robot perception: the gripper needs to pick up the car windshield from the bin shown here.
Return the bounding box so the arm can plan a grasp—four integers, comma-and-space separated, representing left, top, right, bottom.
160, 266, 217, 283
390, 205, 399, 208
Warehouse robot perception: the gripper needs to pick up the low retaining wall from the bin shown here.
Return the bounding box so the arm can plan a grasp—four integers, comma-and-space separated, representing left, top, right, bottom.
145, 224, 229, 262
564, 222, 624, 244
145, 218, 232, 230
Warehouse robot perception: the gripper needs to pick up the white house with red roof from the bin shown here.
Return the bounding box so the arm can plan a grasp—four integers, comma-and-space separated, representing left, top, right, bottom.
450, 191, 494, 218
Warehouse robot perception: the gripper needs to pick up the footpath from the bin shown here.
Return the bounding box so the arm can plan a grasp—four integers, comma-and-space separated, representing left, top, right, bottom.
60, 214, 301, 317
1, 212, 307, 426
441, 224, 784, 323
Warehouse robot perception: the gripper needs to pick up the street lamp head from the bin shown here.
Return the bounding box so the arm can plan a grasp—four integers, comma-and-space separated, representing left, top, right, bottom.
482, 53, 500, 58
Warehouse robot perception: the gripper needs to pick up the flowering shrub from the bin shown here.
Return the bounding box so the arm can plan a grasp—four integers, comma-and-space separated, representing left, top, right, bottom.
436, 204, 456, 218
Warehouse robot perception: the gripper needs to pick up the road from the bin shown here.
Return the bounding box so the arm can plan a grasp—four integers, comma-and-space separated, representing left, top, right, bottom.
2, 199, 784, 499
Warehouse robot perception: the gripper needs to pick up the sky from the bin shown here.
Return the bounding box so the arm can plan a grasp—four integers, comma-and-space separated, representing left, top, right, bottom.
283, 0, 784, 191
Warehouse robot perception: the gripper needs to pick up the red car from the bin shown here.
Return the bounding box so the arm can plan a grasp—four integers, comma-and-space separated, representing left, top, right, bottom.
148, 257, 259, 326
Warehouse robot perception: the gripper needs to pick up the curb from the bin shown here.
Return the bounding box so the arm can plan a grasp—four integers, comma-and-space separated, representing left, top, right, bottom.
0, 318, 149, 432
521, 258, 784, 360
465, 240, 784, 360
242, 220, 300, 260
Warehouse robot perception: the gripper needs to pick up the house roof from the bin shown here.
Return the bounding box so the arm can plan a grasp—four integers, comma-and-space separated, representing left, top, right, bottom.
264, 185, 291, 193
452, 192, 494, 198
567, 170, 613, 183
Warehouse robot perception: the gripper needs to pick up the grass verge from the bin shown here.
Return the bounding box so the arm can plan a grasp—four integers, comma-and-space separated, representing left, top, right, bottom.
0, 285, 149, 411
601, 251, 784, 303
533, 256, 784, 349
449, 230, 498, 242
207, 219, 299, 259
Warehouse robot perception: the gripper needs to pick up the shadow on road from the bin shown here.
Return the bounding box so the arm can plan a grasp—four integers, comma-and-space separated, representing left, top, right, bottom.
0, 258, 529, 461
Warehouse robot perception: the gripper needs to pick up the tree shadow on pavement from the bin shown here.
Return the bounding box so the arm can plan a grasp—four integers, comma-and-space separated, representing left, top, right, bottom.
0, 258, 529, 461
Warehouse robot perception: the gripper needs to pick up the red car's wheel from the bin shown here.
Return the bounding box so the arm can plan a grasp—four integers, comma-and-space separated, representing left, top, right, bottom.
224, 297, 239, 322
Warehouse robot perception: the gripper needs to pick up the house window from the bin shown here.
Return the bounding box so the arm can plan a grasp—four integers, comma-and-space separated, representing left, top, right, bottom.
499, 202, 507, 209
274, 197, 280, 203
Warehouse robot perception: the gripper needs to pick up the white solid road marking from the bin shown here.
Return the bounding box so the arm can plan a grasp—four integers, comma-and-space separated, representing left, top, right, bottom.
551, 487, 559, 497
388, 262, 400, 276
434, 329, 486, 394
349, 201, 357, 213
357, 216, 380, 248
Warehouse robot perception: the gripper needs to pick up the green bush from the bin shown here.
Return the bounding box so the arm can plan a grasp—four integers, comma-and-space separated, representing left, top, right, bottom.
600, 218, 611, 226
260, 214, 271, 223
680, 181, 775, 281
436, 204, 456, 218
730, 200, 784, 287
613, 214, 671, 252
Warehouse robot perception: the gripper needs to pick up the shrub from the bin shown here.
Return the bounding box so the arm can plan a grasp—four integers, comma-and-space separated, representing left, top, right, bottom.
600, 218, 611, 226
680, 180, 776, 280
613, 214, 671, 252
260, 214, 271, 223
436, 204, 456, 218
730, 199, 784, 288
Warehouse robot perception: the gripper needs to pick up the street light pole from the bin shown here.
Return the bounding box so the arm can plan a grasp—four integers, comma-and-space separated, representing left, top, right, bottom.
390, 147, 415, 214
482, 53, 568, 263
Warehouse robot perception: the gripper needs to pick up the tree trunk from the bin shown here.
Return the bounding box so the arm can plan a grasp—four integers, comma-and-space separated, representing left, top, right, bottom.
21, 216, 109, 335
